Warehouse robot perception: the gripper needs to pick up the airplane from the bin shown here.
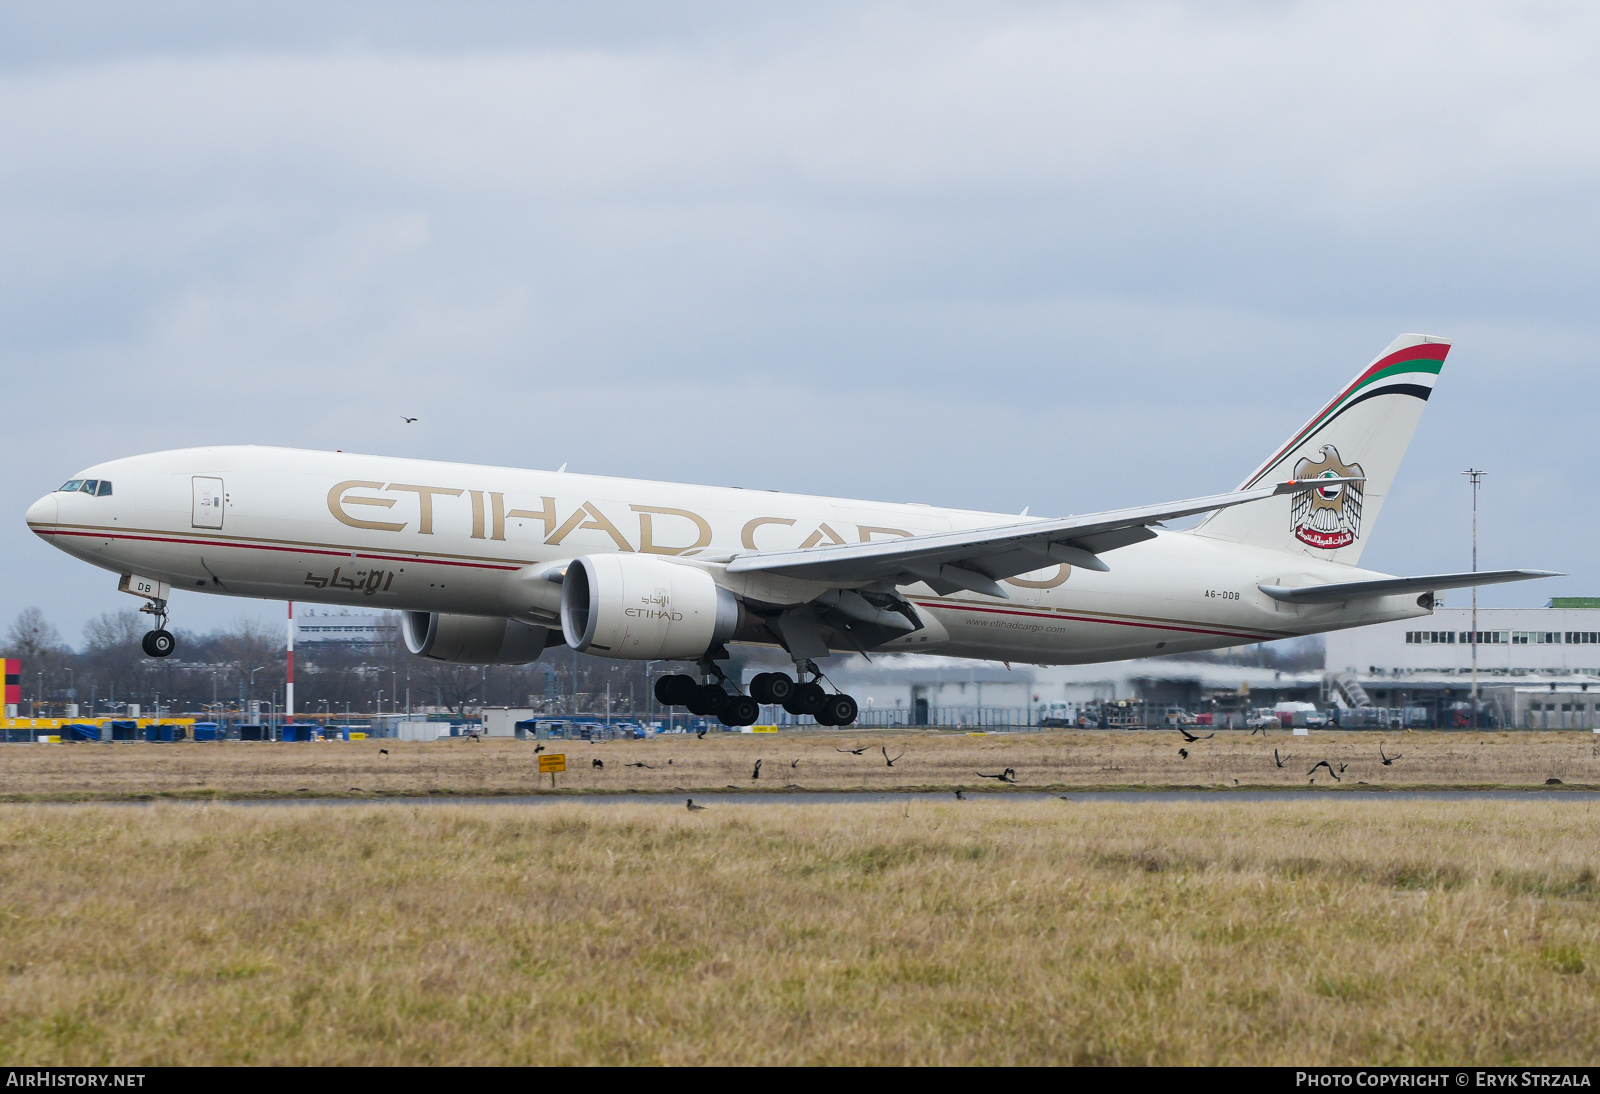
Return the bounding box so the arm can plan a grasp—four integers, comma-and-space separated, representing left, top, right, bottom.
24, 334, 1555, 727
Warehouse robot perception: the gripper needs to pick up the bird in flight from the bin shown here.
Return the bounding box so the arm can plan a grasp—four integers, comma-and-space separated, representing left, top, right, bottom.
697, 728, 708, 740
625, 761, 653, 769
378, 748, 388, 755
791, 758, 800, 768
1307, 759, 1340, 782
1273, 749, 1287, 768
1178, 748, 1189, 759
882, 747, 903, 767
837, 746, 868, 755
401, 416, 418, 423
592, 758, 604, 769
1178, 728, 1215, 743
1380, 745, 1402, 766
534, 743, 545, 753
751, 759, 762, 780
686, 798, 706, 812
976, 768, 1017, 783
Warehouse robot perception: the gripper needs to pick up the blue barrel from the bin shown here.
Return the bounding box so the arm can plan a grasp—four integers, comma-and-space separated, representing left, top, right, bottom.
192, 722, 219, 741
143, 723, 160, 742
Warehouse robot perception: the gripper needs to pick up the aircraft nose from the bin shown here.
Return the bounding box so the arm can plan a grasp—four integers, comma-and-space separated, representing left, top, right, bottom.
25, 492, 57, 527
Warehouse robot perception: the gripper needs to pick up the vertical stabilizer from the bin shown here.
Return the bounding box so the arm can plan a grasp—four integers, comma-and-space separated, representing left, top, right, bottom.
1193, 334, 1449, 564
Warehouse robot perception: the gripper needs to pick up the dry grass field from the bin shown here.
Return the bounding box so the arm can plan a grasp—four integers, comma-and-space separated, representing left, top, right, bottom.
1, 798, 1598, 1065
0, 730, 1595, 799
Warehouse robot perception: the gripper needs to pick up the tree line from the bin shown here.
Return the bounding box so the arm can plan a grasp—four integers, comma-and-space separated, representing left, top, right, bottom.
1, 607, 688, 720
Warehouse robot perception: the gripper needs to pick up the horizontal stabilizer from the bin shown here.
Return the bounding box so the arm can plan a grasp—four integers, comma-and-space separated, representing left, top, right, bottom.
1258, 569, 1561, 605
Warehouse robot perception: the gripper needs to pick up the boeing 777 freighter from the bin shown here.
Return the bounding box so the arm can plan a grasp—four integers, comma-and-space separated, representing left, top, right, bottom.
24, 335, 1554, 725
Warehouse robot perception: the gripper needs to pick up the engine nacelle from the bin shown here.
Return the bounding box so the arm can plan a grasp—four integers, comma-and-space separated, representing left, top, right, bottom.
402, 612, 552, 664
560, 554, 738, 660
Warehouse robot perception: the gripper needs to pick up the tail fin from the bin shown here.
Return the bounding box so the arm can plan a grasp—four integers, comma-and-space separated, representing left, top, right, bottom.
1194, 333, 1449, 564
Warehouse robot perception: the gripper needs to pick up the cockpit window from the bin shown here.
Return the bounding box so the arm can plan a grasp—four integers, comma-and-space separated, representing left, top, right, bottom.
80, 480, 99, 495
58, 480, 83, 492
95, 481, 113, 496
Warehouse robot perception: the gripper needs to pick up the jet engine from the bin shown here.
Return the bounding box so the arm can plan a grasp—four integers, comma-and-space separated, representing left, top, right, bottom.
401, 612, 553, 664
560, 554, 739, 660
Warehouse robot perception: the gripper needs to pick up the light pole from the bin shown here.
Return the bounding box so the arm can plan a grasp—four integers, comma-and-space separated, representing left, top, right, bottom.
1463, 469, 1486, 725
249, 665, 270, 718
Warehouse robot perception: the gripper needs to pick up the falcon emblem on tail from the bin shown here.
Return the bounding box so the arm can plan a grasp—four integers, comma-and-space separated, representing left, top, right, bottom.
1290, 445, 1364, 549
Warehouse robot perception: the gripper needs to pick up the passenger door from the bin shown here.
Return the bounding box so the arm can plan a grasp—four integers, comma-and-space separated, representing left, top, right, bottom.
192, 477, 225, 529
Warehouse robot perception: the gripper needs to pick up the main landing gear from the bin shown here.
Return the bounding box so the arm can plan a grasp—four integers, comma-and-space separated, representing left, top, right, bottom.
653, 665, 859, 727
139, 598, 176, 659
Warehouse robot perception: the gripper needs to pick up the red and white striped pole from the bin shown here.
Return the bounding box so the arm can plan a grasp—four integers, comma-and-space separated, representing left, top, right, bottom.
286, 601, 295, 720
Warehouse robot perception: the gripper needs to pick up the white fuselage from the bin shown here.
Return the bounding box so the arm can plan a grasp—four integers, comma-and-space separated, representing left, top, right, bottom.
25, 446, 1432, 664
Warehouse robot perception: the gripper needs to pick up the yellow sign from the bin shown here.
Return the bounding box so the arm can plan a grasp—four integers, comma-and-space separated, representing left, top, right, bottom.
538, 753, 567, 773
751, 725, 777, 733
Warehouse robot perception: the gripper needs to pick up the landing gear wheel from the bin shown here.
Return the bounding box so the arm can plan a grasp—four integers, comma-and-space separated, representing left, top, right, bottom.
819, 693, 859, 727
749, 673, 775, 704
764, 672, 795, 704
721, 695, 760, 727
655, 674, 696, 706
688, 684, 729, 717
142, 629, 175, 658
786, 681, 826, 717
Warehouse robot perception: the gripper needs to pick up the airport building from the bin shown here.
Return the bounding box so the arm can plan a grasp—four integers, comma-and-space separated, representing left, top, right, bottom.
293, 608, 398, 646
819, 600, 1600, 730
819, 656, 1322, 728
1323, 599, 1600, 728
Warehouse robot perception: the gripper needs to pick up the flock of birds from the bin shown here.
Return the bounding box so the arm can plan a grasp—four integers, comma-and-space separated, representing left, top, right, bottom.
674, 744, 1015, 810
371, 725, 1574, 813
1173, 731, 1405, 783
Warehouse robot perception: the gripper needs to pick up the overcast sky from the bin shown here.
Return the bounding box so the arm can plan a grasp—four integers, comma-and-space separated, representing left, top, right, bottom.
4, 1, 1596, 642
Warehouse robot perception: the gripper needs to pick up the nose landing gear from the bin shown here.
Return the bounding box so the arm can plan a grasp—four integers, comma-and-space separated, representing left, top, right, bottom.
118, 574, 178, 658
137, 595, 175, 659
140, 628, 175, 658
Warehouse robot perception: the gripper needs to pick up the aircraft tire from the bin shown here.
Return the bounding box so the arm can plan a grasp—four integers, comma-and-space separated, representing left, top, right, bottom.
764, 672, 795, 703
690, 684, 729, 717
723, 695, 760, 726
748, 673, 775, 704
655, 674, 696, 706
791, 681, 827, 716
143, 630, 175, 658
820, 693, 858, 727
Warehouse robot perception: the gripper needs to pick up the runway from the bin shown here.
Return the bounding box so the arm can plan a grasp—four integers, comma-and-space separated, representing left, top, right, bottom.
191, 787, 1600, 807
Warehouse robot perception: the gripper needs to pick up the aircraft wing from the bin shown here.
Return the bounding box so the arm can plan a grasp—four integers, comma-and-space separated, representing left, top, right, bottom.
1257, 569, 1561, 605
723, 478, 1354, 598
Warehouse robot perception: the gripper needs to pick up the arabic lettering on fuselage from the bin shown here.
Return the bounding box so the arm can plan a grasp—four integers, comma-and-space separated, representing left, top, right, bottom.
303, 566, 395, 595
325, 480, 1070, 589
